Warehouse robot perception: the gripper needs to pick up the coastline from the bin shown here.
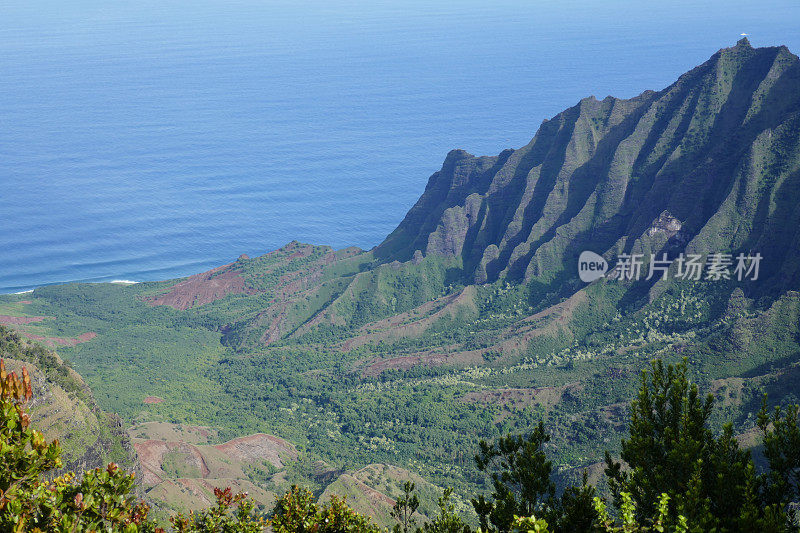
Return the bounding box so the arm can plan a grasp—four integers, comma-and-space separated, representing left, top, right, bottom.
3, 279, 140, 297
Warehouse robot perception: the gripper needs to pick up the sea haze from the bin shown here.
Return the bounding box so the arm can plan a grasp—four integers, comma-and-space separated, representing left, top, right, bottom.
2, 0, 799, 293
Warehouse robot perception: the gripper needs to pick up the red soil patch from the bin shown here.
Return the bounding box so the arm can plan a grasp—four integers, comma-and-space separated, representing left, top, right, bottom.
143, 396, 164, 404
490, 290, 588, 357
333, 473, 397, 507
362, 347, 485, 378
355, 289, 586, 375
343, 286, 477, 351
132, 432, 298, 486
599, 401, 628, 428
21, 331, 96, 348
146, 263, 257, 310
133, 440, 211, 485
214, 433, 298, 468
0, 315, 53, 325
19, 300, 33, 305
254, 246, 362, 345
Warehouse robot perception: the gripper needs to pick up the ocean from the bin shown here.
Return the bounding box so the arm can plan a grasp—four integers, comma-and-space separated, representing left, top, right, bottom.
2, 0, 799, 293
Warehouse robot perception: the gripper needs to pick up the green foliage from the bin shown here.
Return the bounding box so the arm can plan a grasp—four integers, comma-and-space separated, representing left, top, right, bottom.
758, 396, 800, 507
420, 487, 470, 533
15, 465, 158, 533
507, 514, 549, 533
392, 481, 420, 533
0, 325, 87, 401
472, 421, 555, 531
0, 325, 136, 472
550, 471, 596, 533
270, 485, 381, 533
0, 361, 61, 513
592, 492, 686, 532
0, 359, 158, 532
471, 422, 600, 533
171, 487, 265, 532
605, 358, 789, 531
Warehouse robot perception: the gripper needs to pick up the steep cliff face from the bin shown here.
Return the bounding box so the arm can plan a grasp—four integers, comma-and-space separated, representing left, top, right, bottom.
0, 326, 137, 474
377, 39, 800, 291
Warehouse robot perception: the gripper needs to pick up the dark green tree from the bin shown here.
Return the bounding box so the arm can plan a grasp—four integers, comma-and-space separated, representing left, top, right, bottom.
758, 397, 800, 521
419, 487, 470, 533
471, 421, 556, 531
550, 471, 597, 533
605, 358, 787, 531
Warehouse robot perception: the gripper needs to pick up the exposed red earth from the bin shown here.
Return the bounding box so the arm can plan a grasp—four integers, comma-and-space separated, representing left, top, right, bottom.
361, 348, 485, 378
133, 432, 298, 486
146, 263, 257, 310
14, 331, 97, 348
213, 433, 298, 468
134, 440, 211, 485
0, 315, 53, 325
461, 382, 585, 423
461, 382, 583, 409
143, 396, 164, 404
0, 311, 97, 347
358, 290, 588, 377
342, 286, 478, 351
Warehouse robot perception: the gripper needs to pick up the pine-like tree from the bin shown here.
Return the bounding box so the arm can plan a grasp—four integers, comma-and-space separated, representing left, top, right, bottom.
605, 358, 787, 531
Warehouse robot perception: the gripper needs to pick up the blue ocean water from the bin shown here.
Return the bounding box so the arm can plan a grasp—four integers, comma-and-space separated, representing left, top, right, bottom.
2, 0, 799, 293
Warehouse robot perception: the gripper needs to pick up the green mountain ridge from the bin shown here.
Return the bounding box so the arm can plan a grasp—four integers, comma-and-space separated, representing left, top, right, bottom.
378, 38, 800, 293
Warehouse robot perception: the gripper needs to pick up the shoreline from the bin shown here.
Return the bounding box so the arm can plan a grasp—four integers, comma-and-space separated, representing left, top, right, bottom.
3, 279, 140, 297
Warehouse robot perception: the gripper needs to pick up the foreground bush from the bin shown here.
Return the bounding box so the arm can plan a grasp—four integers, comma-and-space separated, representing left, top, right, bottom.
0, 359, 161, 531
270, 485, 381, 532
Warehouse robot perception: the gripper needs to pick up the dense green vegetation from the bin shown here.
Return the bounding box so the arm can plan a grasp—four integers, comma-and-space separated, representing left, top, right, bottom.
3, 357, 798, 531
2, 270, 798, 515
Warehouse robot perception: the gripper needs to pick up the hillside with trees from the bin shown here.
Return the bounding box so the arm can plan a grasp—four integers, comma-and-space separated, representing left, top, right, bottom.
2, 40, 800, 528
2, 357, 798, 530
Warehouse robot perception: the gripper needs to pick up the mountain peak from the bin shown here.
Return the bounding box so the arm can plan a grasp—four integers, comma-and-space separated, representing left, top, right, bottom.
378, 42, 800, 290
